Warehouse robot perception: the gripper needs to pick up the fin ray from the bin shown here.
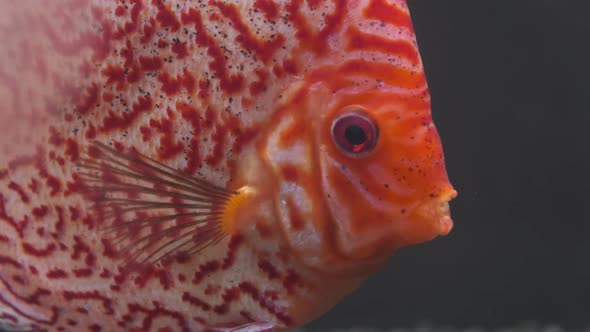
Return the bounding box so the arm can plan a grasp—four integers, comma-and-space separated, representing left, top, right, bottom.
77, 141, 235, 268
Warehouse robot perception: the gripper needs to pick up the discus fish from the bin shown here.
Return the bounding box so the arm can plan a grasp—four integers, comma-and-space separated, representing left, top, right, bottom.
0, 0, 456, 331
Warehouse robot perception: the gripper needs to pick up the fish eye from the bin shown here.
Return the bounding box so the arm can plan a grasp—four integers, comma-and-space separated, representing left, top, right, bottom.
331, 110, 379, 157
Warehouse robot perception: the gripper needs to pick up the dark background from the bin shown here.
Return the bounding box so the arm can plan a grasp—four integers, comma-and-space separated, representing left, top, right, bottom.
307, 1, 590, 330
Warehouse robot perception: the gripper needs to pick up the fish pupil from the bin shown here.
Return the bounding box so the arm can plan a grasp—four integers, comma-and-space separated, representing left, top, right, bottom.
345, 125, 367, 146
331, 110, 378, 158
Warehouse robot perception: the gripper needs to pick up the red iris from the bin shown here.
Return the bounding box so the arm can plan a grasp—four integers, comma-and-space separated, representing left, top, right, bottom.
331, 110, 379, 157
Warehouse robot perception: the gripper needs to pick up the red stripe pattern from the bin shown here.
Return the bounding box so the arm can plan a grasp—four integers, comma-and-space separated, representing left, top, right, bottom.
0, 0, 428, 331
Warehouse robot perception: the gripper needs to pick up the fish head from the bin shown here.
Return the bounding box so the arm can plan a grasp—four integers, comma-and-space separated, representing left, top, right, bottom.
314, 74, 457, 262
260, 38, 456, 272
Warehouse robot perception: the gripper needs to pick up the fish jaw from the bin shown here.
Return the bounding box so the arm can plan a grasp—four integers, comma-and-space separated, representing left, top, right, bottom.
411, 189, 457, 238
319, 156, 457, 262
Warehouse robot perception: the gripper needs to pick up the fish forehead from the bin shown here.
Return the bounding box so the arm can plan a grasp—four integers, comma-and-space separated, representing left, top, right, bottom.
0, 0, 426, 330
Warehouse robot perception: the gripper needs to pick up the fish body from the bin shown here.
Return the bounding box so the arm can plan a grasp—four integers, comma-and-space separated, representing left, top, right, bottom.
0, 0, 456, 331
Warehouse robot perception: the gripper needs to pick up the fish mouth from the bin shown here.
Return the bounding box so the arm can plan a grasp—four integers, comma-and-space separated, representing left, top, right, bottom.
412, 189, 457, 237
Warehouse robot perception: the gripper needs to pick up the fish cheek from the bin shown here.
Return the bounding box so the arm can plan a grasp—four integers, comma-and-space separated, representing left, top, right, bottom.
319, 147, 400, 260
